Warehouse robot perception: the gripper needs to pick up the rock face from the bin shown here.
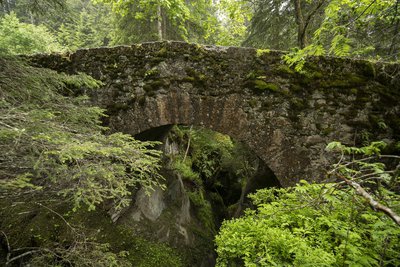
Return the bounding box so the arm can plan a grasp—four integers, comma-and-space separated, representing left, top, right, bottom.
28, 41, 400, 187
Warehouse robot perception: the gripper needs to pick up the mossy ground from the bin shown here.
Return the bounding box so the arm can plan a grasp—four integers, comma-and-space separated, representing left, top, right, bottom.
0, 194, 185, 266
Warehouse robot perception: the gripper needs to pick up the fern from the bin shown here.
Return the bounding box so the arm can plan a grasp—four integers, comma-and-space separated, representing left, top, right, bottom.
329, 34, 352, 57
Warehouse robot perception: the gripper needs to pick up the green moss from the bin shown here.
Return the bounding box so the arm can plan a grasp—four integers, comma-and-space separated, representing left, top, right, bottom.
275, 64, 295, 76
289, 84, 303, 93
108, 102, 130, 113
297, 74, 313, 86
183, 67, 207, 86
188, 54, 205, 61
248, 99, 258, 108
144, 68, 160, 79
156, 47, 168, 57
124, 237, 184, 267
246, 71, 257, 80
246, 70, 265, 80
198, 73, 206, 80
185, 67, 200, 77
357, 96, 370, 105
149, 57, 165, 64
347, 74, 366, 85
138, 95, 146, 106
350, 88, 358, 94
193, 44, 206, 59
188, 190, 216, 234
256, 49, 271, 57
290, 98, 306, 110
173, 157, 203, 186
143, 79, 168, 92
321, 127, 334, 136
361, 61, 376, 78
254, 80, 279, 92
344, 108, 359, 120
0, 196, 185, 267
182, 76, 196, 82
312, 71, 324, 79
320, 74, 367, 88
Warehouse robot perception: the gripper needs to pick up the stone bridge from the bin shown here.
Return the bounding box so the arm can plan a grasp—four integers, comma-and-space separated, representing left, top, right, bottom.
29, 41, 400, 187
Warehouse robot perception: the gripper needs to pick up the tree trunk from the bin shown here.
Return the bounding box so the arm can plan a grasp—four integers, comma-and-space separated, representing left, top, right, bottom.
156, 4, 163, 41
3, 0, 11, 14
293, 0, 307, 48
388, 0, 399, 58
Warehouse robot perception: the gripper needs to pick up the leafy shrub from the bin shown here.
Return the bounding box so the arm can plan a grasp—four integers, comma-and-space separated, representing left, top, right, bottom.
0, 58, 163, 211
0, 58, 164, 265
216, 181, 400, 266
0, 12, 62, 55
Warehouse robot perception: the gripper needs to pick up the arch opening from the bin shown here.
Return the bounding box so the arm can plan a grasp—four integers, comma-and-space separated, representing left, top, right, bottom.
134, 124, 281, 220
118, 124, 281, 266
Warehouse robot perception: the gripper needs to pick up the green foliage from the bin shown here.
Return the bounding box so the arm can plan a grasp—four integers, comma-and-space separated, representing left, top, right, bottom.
315, 0, 399, 60
256, 49, 270, 57
283, 44, 325, 72
216, 181, 400, 266
0, 58, 163, 211
123, 236, 184, 267
173, 156, 202, 186
214, 0, 253, 46
57, 2, 112, 51
170, 126, 260, 196
217, 141, 400, 266
171, 126, 236, 187
326, 141, 387, 156
188, 190, 215, 233
326, 141, 400, 219
167, 125, 262, 237
0, 12, 62, 54
0, 197, 183, 266
252, 0, 399, 72
91, 0, 251, 46
244, 0, 326, 50
0, 0, 67, 15
0, 57, 166, 265
93, 0, 215, 43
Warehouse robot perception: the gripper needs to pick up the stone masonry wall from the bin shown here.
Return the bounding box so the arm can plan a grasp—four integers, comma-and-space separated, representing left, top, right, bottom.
28, 41, 400, 187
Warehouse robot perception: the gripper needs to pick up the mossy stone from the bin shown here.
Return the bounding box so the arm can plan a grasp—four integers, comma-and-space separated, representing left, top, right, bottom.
252, 80, 279, 92
275, 64, 295, 76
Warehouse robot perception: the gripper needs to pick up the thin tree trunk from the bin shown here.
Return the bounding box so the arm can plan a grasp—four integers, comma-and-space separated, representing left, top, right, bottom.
157, 5, 163, 41
293, 0, 307, 48
29, 11, 35, 25
389, 0, 399, 57
3, 0, 10, 14
293, 0, 326, 48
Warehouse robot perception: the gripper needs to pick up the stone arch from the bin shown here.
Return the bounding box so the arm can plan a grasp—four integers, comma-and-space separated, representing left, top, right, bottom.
106, 90, 306, 187
28, 41, 400, 187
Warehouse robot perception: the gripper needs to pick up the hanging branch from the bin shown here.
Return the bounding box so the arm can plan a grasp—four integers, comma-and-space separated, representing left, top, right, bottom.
183, 125, 193, 162
338, 174, 400, 226
1, 230, 11, 262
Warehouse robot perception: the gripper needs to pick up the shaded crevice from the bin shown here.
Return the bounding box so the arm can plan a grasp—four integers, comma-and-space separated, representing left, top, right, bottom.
135, 124, 173, 142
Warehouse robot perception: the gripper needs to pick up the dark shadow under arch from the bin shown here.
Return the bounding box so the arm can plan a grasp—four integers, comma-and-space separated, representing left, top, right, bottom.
134, 124, 281, 221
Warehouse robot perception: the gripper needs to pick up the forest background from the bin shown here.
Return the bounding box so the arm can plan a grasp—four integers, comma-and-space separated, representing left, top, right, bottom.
0, 0, 399, 61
